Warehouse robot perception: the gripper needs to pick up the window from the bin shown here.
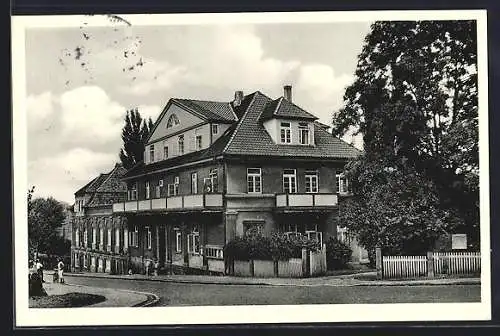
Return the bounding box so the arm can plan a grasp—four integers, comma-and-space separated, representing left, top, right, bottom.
107, 229, 112, 246
75, 228, 80, 247
243, 221, 264, 236
211, 124, 218, 135
283, 169, 297, 194
282, 223, 300, 238
145, 181, 150, 199
114, 228, 120, 247
156, 180, 163, 198
149, 145, 155, 163
124, 228, 129, 249
247, 168, 262, 193
280, 122, 291, 143
178, 135, 184, 155
133, 226, 138, 247
84, 228, 88, 247
92, 228, 96, 247
196, 135, 203, 150
175, 229, 182, 253
168, 176, 180, 196
305, 170, 319, 193
203, 168, 218, 193
99, 229, 104, 248
336, 173, 350, 194
187, 226, 200, 254
306, 224, 323, 246
163, 141, 169, 159
146, 226, 152, 249
299, 123, 310, 145
128, 183, 138, 200
166, 114, 180, 128
191, 172, 198, 194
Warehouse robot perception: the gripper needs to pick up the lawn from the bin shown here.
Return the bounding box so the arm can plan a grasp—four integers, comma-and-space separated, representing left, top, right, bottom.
29, 292, 106, 308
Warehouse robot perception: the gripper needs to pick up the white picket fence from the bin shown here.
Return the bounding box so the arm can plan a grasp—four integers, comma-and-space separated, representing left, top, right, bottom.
382, 252, 481, 279
434, 252, 481, 275
383, 255, 427, 279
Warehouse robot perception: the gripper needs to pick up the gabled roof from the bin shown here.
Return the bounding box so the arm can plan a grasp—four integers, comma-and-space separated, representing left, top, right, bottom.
85, 174, 110, 193
173, 99, 236, 123
259, 97, 318, 122
123, 91, 362, 179
95, 164, 128, 193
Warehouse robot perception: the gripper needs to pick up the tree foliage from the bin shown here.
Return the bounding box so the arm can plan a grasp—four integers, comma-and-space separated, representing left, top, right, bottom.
28, 196, 66, 255
332, 21, 479, 254
119, 108, 154, 169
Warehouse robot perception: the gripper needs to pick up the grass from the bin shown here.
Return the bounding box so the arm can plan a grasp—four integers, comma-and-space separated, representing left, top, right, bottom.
29, 292, 106, 308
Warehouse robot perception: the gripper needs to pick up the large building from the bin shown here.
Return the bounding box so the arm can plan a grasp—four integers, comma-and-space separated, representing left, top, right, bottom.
71, 163, 130, 274
112, 86, 362, 274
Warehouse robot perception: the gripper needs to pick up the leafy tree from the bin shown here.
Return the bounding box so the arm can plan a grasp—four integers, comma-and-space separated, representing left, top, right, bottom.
28, 197, 66, 256
332, 21, 479, 254
119, 108, 154, 169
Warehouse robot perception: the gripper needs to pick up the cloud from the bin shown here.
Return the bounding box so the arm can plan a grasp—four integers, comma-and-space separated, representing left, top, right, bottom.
137, 104, 161, 121
28, 148, 117, 203
59, 86, 126, 144
26, 92, 56, 123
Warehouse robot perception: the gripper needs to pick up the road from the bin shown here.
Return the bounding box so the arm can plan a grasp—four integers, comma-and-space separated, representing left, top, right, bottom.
64, 275, 481, 306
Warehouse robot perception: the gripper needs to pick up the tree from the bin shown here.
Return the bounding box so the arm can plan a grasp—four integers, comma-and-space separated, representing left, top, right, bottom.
119, 108, 154, 169
28, 196, 66, 256
332, 21, 479, 253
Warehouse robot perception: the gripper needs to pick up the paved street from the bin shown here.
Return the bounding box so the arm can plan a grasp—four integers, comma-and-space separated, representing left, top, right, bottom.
64, 274, 480, 306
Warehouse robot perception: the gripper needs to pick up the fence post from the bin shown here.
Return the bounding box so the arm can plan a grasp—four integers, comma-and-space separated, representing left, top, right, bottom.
250, 260, 254, 277
301, 248, 309, 277
427, 251, 435, 278
375, 247, 383, 279
274, 260, 279, 277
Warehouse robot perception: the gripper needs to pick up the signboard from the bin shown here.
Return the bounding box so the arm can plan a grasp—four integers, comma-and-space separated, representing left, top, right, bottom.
451, 234, 467, 250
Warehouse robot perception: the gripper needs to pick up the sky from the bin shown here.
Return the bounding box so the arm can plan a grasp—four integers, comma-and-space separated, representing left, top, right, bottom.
24, 16, 372, 204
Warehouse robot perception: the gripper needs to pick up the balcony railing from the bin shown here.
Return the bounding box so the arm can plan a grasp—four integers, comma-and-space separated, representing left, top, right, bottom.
113, 193, 224, 213
275, 193, 338, 209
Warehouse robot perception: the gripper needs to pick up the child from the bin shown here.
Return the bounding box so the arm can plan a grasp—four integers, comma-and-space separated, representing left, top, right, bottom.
57, 259, 65, 284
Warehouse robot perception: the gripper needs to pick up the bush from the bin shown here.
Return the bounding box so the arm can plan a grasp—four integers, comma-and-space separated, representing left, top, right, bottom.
325, 237, 353, 270
224, 231, 322, 261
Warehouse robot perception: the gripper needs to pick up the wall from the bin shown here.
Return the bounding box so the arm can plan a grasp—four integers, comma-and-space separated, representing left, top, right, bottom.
263, 118, 315, 146
148, 103, 205, 143
226, 162, 340, 194
147, 123, 211, 164
131, 162, 224, 200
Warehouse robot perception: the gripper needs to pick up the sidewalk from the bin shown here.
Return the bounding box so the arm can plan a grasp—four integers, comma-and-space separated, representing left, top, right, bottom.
65, 270, 481, 287
41, 271, 158, 307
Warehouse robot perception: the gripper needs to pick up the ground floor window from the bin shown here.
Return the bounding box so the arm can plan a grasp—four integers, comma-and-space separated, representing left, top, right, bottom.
243, 220, 264, 236
306, 224, 323, 246
146, 226, 152, 249
175, 228, 182, 253
187, 226, 200, 254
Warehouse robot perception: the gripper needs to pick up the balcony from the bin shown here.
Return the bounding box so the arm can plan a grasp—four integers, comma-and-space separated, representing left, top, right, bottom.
275, 193, 338, 210
112, 193, 224, 214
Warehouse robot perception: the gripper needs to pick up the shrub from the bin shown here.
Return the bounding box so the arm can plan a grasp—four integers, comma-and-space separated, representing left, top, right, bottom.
325, 237, 353, 270
224, 231, 322, 261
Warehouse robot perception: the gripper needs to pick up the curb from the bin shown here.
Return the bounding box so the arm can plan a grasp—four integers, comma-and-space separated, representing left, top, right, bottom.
68, 273, 273, 286
58, 282, 159, 307
66, 272, 480, 288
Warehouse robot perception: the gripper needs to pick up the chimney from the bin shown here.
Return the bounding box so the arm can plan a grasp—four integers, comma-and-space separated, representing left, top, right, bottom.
283, 85, 292, 102
233, 91, 244, 107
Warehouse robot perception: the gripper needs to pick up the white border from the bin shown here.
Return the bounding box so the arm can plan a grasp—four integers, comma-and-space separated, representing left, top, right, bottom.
12, 10, 491, 327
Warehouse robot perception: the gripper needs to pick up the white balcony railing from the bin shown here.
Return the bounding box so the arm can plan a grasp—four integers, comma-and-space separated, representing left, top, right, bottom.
112, 193, 224, 213
275, 193, 338, 208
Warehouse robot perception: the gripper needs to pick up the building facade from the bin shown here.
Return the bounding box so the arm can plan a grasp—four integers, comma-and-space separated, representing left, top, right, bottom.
71, 163, 130, 274
111, 86, 363, 274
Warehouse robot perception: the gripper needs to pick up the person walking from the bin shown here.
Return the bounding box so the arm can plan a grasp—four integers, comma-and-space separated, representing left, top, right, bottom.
35, 259, 44, 283
57, 259, 65, 284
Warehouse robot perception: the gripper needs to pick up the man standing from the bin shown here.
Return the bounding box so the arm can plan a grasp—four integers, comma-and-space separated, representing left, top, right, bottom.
57, 259, 65, 284
35, 259, 44, 283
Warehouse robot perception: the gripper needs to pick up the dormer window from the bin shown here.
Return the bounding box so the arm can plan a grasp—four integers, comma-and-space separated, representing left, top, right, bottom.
166, 114, 180, 128
163, 141, 169, 159
196, 135, 203, 150
212, 124, 219, 135
299, 123, 310, 145
280, 122, 291, 144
